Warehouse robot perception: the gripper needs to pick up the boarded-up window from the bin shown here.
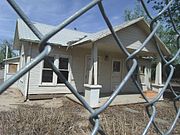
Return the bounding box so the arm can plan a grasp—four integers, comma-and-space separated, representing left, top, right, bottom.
8, 64, 18, 73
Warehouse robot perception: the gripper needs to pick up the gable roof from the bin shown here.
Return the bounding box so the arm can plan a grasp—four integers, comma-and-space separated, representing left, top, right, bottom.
15, 19, 91, 47
14, 17, 170, 56
74, 17, 144, 45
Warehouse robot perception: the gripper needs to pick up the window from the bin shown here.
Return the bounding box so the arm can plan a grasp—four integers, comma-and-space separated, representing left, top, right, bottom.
41, 56, 70, 84
113, 61, 120, 72
57, 57, 69, 83
8, 64, 18, 73
42, 57, 54, 83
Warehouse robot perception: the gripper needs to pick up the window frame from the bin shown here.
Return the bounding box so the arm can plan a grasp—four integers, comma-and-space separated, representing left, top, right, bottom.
40, 55, 71, 86
57, 56, 70, 84
41, 56, 55, 84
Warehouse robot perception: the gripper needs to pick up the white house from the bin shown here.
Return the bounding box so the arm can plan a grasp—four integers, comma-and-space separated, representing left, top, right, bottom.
10, 17, 170, 104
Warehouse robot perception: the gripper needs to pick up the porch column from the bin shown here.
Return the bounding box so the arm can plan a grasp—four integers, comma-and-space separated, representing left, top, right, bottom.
4, 45, 8, 81
155, 56, 162, 85
85, 43, 101, 108
144, 66, 151, 90
152, 56, 163, 100
93, 45, 98, 85
88, 45, 94, 85
3, 61, 7, 81
24, 43, 32, 101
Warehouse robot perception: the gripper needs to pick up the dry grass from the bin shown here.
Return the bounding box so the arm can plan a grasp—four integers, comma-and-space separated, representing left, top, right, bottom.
0, 98, 179, 135
0, 98, 89, 135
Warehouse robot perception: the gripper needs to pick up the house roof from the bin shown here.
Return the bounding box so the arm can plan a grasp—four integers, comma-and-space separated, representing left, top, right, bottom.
14, 17, 170, 56
16, 19, 92, 46
74, 17, 144, 45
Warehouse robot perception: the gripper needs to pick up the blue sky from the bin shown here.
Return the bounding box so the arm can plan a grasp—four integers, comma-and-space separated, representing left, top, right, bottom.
0, 0, 138, 41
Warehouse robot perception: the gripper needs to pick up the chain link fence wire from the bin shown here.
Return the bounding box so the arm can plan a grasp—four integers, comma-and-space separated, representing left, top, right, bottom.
0, 0, 179, 134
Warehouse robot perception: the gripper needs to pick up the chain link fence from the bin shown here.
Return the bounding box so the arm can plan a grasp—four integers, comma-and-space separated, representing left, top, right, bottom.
0, 0, 179, 134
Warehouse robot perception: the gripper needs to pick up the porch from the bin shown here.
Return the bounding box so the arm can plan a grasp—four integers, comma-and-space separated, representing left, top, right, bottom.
82, 42, 164, 107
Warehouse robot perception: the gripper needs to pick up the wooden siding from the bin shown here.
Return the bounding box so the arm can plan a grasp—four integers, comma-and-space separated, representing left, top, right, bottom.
95, 24, 158, 56
20, 23, 157, 96
17, 43, 26, 95
26, 45, 91, 94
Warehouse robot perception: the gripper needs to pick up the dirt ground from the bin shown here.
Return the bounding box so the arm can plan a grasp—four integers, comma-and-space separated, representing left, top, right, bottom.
0, 88, 179, 135
0, 88, 64, 111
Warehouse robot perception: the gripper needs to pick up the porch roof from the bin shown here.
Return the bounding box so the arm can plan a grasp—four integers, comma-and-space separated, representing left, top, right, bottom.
73, 17, 144, 45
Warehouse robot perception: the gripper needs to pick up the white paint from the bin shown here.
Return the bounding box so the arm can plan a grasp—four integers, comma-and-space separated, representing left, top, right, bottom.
93, 45, 98, 85
24, 43, 32, 100
154, 56, 163, 100
84, 84, 102, 108
14, 20, 168, 97
144, 66, 151, 90
5, 44, 8, 59
88, 44, 94, 85
155, 56, 162, 85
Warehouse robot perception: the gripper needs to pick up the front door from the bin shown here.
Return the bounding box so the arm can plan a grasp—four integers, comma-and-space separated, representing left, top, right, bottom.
111, 60, 121, 91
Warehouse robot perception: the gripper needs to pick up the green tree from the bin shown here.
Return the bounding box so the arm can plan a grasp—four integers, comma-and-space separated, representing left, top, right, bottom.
147, 0, 179, 29
0, 40, 16, 63
124, 2, 149, 22
124, 1, 179, 63
147, 0, 180, 63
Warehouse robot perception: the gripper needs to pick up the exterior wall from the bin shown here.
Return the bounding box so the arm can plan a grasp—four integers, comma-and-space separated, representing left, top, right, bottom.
17, 42, 29, 95
96, 24, 158, 55
71, 47, 90, 93
24, 43, 135, 95
18, 23, 159, 96
94, 24, 157, 94
26, 44, 91, 95
118, 24, 157, 54
97, 51, 125, 93
121, 59, 139, 94
97, 51, 112, 93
